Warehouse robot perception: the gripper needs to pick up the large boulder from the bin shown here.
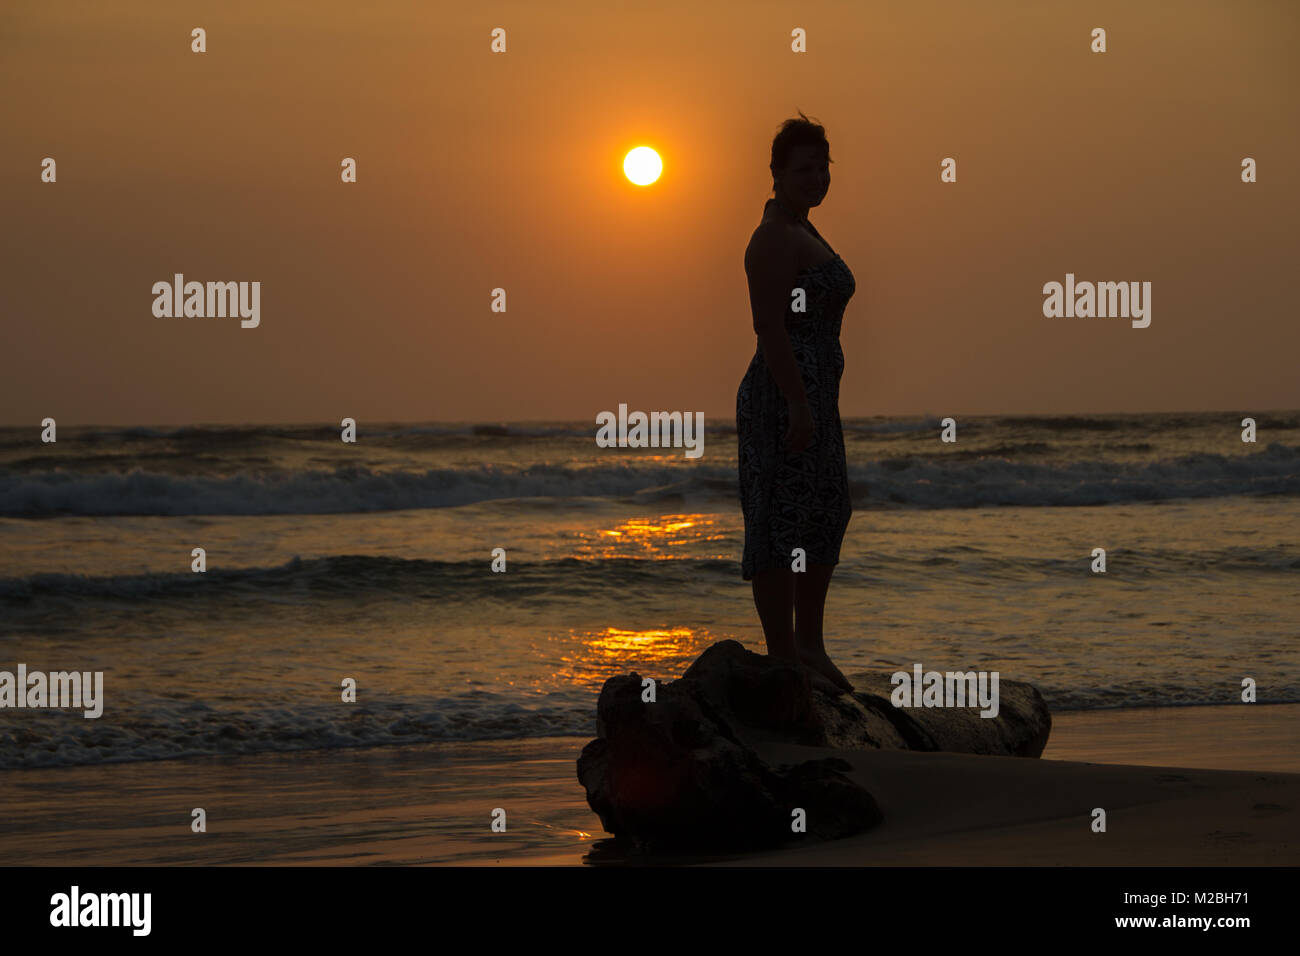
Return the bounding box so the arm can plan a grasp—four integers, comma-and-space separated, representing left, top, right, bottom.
577, 640, 1052, 851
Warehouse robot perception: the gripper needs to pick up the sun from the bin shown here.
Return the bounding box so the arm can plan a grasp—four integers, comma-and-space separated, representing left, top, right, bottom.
623, 146, 662, 186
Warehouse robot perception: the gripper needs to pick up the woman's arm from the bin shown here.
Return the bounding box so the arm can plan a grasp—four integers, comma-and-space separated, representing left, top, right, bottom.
745, 228, 807, 403
745, 228, 815, 452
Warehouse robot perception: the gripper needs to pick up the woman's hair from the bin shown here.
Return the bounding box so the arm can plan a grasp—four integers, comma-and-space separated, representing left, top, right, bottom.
770, 110, 832, 193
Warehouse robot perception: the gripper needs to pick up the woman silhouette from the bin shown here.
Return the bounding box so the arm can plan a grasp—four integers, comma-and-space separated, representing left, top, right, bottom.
737, 112, 856, 694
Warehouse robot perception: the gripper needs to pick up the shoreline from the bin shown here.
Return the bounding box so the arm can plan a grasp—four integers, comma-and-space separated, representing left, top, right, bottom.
1043, 701, 1300, 773
0, 703, 1295, 866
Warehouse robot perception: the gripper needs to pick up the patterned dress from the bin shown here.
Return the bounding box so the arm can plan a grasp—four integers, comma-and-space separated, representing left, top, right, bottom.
737, 206, 856, 581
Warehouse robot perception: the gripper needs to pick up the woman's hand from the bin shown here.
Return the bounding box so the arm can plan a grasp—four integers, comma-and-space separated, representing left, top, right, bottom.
785, 399, 815, 454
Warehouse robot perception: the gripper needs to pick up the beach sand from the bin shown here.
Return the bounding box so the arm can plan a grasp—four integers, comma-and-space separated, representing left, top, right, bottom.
1, 704, 1295, 866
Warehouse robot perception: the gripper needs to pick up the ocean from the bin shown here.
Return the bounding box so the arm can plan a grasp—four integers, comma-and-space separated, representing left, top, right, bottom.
1, 411, 1297, 770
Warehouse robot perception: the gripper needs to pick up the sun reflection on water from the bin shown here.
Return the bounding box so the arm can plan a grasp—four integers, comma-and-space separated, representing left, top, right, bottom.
544, 625, 727, 689
572, 513, 729, 559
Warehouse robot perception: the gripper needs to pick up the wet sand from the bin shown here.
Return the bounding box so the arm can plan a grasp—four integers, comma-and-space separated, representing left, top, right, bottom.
1, 704, 1295, 866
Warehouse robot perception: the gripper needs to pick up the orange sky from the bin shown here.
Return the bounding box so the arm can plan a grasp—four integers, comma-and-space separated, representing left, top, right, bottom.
3, 0, 1298, 425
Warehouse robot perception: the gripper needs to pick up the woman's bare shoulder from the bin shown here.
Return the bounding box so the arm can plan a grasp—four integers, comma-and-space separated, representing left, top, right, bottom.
745, 218, 796, 274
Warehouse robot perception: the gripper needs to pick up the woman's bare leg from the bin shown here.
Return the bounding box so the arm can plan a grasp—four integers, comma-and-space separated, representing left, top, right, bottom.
752, 565, 846, 695
751, 566, 796, 661
794, 562, 855, 691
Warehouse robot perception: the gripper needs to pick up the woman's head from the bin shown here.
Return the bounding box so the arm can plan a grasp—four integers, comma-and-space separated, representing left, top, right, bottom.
770, 110, 832, 203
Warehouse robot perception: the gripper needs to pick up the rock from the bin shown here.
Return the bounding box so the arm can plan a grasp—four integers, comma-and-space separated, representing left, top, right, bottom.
577, 662, 881, 851
843, 673, 1053, 758
576, 640, 1053, 851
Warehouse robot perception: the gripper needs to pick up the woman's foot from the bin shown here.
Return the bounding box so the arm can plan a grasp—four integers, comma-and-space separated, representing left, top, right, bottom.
797, 647, 856, 694
799, 664, 848, 697
769, 650, 847, 696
